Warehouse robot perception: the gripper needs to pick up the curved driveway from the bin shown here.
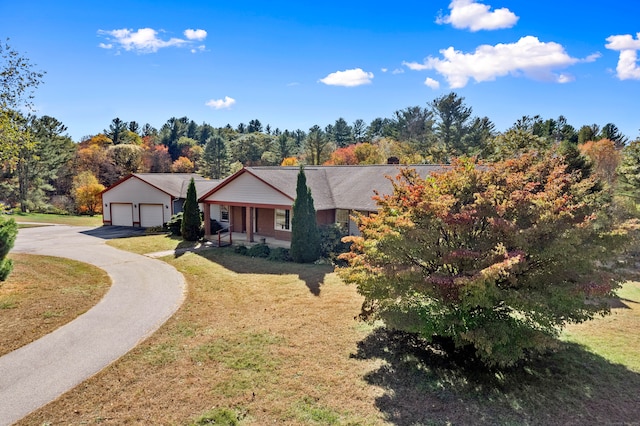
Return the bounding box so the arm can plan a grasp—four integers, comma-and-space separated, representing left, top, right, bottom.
0, 225, 186, 425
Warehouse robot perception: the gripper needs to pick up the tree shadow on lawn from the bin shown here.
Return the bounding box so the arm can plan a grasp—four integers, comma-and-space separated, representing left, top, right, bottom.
353, 328, 640, 425
194, 248, 333, 296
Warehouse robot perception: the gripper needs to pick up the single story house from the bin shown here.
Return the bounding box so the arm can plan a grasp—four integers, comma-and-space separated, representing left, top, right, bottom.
101, 173, 220, 227
198, 164, 443, 243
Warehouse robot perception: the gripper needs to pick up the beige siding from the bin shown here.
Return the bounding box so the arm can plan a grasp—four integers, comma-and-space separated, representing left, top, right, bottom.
203, 172, 292, 206
102, 178, 172, 225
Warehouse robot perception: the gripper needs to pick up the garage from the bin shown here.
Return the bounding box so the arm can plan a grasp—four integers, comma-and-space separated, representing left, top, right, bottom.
140, 204, 164, 228
110, 203, 134, 227
102, 173, 220, 227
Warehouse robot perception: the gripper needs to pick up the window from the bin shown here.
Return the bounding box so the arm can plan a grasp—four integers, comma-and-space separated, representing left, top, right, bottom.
336, 209, 349, 231
220, 205, 229, 222
275, 209, 291, 231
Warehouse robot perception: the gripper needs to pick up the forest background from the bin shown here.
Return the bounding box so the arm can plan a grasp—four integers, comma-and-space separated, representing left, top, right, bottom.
1, 59, 638, 216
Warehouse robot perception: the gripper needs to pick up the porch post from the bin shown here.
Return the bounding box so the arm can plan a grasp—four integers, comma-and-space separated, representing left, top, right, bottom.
203, 203, 211, 236
246, 206, 254, 242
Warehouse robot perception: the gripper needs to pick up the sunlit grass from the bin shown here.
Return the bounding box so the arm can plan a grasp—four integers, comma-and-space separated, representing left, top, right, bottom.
0, 254, 110, 356
4, 212, 103, 227
562, 281, 640, 372
16, 242, 640, 425
106, 233, 198, 254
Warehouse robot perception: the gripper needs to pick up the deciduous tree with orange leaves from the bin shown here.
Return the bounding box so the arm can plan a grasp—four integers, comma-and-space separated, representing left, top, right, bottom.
72, 171, 105, 216
340, 151, 625, 366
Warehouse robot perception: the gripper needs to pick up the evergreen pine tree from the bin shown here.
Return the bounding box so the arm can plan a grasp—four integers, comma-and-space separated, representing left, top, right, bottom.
181, 178, 202, 241
290, 166, 320, 263
0, 216, 17, 282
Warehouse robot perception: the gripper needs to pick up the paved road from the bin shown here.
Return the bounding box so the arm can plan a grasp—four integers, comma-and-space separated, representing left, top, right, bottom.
0, 225, 186, 425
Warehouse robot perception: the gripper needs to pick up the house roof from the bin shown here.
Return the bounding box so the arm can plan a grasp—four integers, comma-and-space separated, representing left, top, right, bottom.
103, 173, 220, 199
201, 164, 445, 211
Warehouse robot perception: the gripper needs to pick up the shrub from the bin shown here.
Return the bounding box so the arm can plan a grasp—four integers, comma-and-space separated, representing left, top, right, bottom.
267, 247, 291, 262
319, 223, 350, 262
0, 216, 17, 282
290, 166, 321, 263
247, 243, 270, 258
234, 245, 248, 255
166, 212, 183, 236
181, 178, 202, 241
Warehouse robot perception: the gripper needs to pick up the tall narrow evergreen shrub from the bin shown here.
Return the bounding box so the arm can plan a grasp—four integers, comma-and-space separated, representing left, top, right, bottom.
181, 178, 202, 241
0, 216, 17, 282
290, 166, 321, 263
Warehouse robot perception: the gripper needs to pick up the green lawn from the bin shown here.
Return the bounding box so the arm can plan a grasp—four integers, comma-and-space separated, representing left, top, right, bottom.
17, 234, 640, 425
4, 212, 103, 227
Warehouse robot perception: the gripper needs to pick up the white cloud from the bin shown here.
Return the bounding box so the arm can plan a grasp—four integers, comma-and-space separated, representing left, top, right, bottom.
98, 27, 206, 53
404, 36, 579, 88
584, 52, 602, 63
424, 77, 441, 89
184, 29, 207, 41
605, 33, 640, 50
436, 0, 518, 32
319, 68, 374, 87
392, 68, 405, 74
205, 96, 236, 109
381, 68, 388, 73
605, 33, 640, 80
557, 73, 574, 84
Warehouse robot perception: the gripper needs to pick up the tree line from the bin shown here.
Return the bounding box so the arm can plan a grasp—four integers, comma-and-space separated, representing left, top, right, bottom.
1, 40, 639, 216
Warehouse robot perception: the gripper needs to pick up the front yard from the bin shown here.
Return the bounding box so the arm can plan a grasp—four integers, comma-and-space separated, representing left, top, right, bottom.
10, 234, 640, 425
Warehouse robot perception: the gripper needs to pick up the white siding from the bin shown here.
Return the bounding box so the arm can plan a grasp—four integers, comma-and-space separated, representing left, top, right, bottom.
102, 177, 172, 225
203, 172, 292, 206
209, 204, 221, 221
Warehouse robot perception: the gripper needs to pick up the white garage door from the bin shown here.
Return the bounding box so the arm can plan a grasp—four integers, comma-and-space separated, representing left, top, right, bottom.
140, 204, 164, 228
111, 203, 133, 227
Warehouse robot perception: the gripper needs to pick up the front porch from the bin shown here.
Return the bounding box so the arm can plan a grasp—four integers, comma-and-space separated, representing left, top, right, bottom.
204, 230, 291, 249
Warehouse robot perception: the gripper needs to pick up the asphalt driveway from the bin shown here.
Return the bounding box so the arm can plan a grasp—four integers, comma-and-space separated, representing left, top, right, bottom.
0, 225, 186, 425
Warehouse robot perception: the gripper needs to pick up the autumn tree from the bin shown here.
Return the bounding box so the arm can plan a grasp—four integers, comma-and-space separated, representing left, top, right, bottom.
1, 41, 45, 209
0, 215, 17, 281
72, 171, 105, 215
143, 144, 172, 173
290, 166, 320, 263
281, 157, 299, 166
579, 138, 621, 187
108, 143, 143, 177
325, 144, 358, 165
181, 178, 201, 241
340, 152, 624, 367
485, 128, 551, 161
171, 156, 195, 173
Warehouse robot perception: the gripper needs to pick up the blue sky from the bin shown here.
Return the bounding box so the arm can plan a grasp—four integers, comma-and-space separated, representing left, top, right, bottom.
1, 0, 639, 142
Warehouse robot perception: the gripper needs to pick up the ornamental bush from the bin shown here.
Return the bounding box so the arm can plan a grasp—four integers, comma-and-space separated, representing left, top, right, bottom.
181, 178, 201, 241
339, 152, 625, 367
290, 166, 320, 263
0, 216, 17, 282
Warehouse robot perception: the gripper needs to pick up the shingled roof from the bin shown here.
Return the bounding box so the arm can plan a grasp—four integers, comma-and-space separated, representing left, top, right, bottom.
230, 164, 445, 211
120, 173, 220, 199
